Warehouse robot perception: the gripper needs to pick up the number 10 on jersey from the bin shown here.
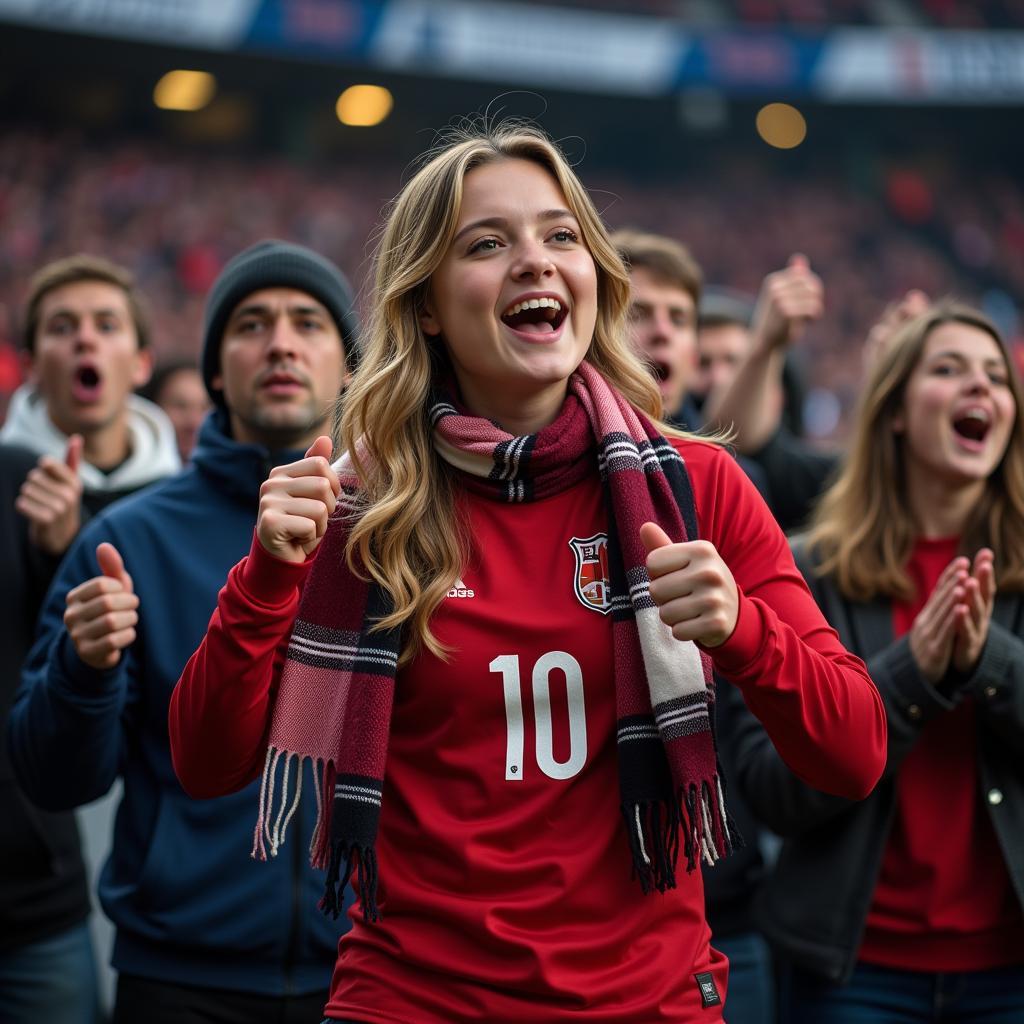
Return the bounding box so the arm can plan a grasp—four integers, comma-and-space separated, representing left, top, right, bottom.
489, 651, 588, 782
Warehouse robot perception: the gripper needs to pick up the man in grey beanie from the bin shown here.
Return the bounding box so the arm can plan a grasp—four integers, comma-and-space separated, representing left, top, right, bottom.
202, 238, 360, 407
10, 240, 357, 1024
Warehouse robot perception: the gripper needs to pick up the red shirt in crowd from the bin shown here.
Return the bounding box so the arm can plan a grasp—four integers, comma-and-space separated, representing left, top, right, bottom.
171, 439, 885, 1023
860, 535, 1024, 972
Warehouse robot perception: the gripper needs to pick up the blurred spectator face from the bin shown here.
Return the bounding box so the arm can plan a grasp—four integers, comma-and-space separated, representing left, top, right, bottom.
213, 287, 346, 448
696, 322, 751, 401
155, 367, 210, 462
30, 280, 151, 438
626, 267, 697, 417
894, 322, 1016, 488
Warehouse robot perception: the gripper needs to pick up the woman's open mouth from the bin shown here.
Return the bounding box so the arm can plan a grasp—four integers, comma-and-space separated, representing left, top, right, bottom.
650, 358, 671, 383
500, 297, 567, 336
952, 409, 991, 450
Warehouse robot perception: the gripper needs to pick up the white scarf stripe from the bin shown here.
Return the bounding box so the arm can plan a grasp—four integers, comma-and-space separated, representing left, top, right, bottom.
331, 793, 381, 808
496, 433, 529, 482
335, 784, 383, 799
634, 606, 708, 711
617, 724, 661, 737
290, 636, 397, 659
655, 705, 707, 724
288, 642, 398, 668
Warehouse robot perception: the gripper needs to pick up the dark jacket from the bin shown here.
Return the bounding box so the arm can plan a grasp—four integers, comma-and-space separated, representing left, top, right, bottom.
747, 427, 838, 535
0, 444, 91, 952
702, 676, 770, 939
8, 411, 348, 994
729, 540, 1024, 983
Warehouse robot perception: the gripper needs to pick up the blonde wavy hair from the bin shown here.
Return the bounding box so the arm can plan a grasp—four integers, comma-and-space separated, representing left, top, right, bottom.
338, 121, 683, 662
807, 300, 1024, 601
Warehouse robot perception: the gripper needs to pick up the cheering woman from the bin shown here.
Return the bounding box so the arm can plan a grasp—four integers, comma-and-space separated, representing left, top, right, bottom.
169, 123, 885, 1023
733, 302, 1024, 1022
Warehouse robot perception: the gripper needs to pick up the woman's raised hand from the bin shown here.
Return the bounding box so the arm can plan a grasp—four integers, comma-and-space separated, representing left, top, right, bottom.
640, 522, 739, 648
256, 435, 341, 564
952, 548, 996, 674
909, 555, 970, 683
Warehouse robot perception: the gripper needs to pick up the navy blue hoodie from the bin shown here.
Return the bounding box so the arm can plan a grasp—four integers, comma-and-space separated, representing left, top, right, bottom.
8, 411, 348, 995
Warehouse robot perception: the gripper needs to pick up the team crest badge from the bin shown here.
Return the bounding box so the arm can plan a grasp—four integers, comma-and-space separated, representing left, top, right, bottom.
569, 534, 611, 614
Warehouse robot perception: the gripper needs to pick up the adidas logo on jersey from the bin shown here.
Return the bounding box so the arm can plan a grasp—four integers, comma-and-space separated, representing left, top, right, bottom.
447, 577, 475, 599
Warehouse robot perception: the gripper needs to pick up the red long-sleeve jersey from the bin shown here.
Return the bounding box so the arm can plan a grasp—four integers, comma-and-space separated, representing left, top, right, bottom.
171, 438, 885, 1023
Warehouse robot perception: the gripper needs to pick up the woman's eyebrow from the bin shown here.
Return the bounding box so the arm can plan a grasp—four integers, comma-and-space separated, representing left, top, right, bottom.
452, 208, 576, 245
928, 349, 1006, 371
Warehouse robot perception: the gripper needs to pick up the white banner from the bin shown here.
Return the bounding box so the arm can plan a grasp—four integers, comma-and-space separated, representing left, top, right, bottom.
816, 29, 1024, 103
371, 0, 687, 95
0, 0, 258, 48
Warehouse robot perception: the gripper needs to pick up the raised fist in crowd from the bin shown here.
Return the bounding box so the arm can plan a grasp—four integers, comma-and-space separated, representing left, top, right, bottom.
256, 435, 341, 564
863, 289, 930, 372
751, 253, 825, 354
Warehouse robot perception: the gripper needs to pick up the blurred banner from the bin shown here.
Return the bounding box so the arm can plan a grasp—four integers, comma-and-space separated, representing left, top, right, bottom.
0, 0, 258, 46
2, 0, 1024, 102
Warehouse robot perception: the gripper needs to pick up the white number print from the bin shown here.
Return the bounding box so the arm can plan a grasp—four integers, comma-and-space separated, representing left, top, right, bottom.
489, 651, 588, 782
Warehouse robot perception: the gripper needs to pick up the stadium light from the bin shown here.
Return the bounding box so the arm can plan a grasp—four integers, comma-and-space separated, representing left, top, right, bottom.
336, 85, 393, 127
755, 103, 806, 149
154, 70, 217, 112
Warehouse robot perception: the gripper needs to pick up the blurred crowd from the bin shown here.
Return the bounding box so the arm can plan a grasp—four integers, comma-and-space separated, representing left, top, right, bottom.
0, 127, 1020, 440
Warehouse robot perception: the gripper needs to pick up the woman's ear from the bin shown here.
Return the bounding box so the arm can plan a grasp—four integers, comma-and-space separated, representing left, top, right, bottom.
419, 299, 441, 338
891, 407, 905, 434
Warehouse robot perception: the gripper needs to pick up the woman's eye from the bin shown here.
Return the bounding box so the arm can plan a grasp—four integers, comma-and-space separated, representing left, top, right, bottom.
468, 237, 500, 254
550, 228, 579, 244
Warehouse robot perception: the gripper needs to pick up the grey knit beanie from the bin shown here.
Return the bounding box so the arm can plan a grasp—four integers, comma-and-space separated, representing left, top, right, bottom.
202, 240, 359, 406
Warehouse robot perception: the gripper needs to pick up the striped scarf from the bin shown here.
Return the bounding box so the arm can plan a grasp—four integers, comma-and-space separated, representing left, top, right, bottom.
254, 361, 734, 920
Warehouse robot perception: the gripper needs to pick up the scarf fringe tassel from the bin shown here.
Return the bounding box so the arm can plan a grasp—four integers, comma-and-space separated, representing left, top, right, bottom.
252, 749, 380, 922
623, 778, 735, 893
320, 840, 379, 922
252, 746, 307, 862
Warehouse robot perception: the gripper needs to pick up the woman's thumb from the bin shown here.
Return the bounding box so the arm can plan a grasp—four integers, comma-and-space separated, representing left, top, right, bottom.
640, 521, 673, 555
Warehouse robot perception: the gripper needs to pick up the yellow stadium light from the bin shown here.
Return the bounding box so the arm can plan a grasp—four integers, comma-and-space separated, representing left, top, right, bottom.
756, 103, 807, 150
153, 70, 217, 112
335, 85, 393, 127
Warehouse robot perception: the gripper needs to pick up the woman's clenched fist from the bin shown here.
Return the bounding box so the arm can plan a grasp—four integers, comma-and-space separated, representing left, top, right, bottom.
256, 436, 341, 564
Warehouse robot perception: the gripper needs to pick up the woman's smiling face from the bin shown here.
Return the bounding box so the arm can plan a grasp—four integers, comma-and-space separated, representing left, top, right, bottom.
420, 157, 598, 434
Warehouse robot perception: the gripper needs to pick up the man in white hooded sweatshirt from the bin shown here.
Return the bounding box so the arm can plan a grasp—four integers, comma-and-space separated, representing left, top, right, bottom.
2, 253, 179, 518
0, 254, 178, 1024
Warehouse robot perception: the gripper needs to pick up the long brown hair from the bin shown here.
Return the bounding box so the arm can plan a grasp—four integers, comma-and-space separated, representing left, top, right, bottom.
808, 300, 1024, 600
339, 122, 684, 662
